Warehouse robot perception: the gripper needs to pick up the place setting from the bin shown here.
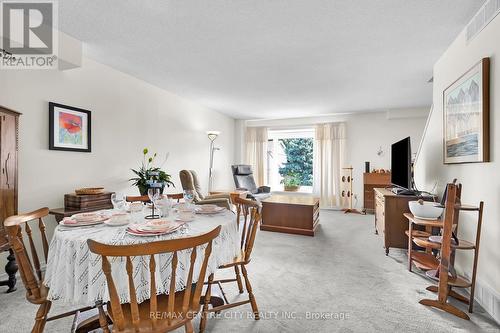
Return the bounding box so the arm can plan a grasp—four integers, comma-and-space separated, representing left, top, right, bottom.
59, 211, 111, 231
126, 219, 185, 237
121, 187, 194, 237
194, 204, 226, 215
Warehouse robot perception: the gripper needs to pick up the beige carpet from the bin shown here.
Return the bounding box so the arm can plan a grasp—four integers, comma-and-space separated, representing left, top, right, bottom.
0, 210, 498, 332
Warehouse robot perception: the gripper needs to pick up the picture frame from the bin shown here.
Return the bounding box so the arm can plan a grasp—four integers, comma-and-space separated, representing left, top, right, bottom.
443, 58, 490, 164
49, 102, 91, 152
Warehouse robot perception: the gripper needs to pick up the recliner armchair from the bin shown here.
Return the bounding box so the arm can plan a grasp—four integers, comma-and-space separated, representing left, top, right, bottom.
231, 165, 271, 200
179, 170, 231, 209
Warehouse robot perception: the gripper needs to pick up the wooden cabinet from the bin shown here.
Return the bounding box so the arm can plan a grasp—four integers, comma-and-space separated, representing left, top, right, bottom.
0, 106, 20, 293
261, 195, 320, 236
363, 173, 391, 213
374, 188, 435, 256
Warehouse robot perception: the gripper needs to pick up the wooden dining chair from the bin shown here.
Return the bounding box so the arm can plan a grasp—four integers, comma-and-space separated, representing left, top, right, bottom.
125, 195, 149, 203
200, 196, 261, 332
166, 193, 184, 203
125, 193, 184, 203
4, 207, 96, 332
87, 225, 222, 333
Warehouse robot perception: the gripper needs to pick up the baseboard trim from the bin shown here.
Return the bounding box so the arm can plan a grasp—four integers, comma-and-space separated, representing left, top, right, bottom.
463, 273, 500, 325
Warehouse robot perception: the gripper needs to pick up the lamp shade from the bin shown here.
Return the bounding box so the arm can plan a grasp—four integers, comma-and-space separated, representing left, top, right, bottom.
207, 131, 220, 141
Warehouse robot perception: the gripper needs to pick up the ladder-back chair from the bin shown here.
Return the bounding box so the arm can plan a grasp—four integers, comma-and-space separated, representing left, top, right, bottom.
4, 207, 96, 332
87, 225, 221, 333
200, 195, 261, 332
125, 195, 150, 203
125, 193, 184, 203
166, 193, 184, 203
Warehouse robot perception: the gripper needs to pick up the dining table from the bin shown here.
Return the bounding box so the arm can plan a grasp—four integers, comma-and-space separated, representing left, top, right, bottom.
43, 207, 240, 307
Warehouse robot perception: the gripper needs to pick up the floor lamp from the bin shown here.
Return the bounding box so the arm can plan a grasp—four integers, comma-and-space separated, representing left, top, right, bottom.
207, 131, 220, 192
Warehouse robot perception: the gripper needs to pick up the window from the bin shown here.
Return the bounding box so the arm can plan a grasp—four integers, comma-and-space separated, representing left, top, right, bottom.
267, 128, 314, 193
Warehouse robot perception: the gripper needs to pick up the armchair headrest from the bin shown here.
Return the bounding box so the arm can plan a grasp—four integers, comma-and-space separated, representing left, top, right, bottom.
232, 164, 253, 176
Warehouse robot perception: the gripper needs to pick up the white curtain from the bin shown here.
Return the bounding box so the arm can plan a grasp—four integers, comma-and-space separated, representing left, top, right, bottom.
245, 127, 268, 186
313, 122, 346, 208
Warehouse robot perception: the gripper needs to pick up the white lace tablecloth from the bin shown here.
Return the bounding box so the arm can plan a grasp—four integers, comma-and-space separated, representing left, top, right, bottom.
44, 209, 240, 306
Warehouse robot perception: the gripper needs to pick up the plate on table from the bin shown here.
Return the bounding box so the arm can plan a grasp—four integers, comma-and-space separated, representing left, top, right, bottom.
126, 220, 184, 237
61, 212, 109, 227
175, 216, 195, 222
104, 218, 130, 227
195, 206, 225, 214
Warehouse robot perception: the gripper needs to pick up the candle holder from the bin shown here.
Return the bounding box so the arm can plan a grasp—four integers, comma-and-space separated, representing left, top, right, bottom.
145, 173, 162, 219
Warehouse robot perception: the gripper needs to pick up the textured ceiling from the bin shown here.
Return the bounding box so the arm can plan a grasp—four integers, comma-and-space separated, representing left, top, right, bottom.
58, 0, 484, 119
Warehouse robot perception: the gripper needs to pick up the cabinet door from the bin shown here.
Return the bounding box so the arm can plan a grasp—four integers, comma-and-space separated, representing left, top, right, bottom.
0, 112, 18, 249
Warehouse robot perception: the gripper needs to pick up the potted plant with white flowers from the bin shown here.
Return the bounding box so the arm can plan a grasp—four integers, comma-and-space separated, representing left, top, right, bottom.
130, 148, 174, 195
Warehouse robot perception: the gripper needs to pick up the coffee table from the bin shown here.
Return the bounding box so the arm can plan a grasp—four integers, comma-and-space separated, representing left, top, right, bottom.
261, 195, 320, 236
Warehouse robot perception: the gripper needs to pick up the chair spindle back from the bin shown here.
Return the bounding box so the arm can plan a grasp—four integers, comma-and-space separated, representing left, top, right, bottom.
125, 195, 150, 203
87, 226, 221, 331
231, 195, 262, 262
4, 207, 51, 302
125, 193, 184, 203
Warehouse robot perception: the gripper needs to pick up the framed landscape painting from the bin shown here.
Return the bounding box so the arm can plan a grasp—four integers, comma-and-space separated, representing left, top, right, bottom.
49, 102, 91, 152
443, 58, 490, 164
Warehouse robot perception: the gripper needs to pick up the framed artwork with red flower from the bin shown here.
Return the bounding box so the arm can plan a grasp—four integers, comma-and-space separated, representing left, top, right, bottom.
49, 102, 91, 152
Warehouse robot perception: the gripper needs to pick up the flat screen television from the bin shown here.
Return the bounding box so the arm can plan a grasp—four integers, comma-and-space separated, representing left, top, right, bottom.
391, 137, 412, 190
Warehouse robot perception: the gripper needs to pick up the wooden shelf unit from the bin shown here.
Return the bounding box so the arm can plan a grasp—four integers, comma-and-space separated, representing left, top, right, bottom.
410, 252, 439, 271
425, 270, 472, 288
403, 214, 444, 228
404, 229, 431, 238
412, 236, 475, 251
404, 183, 484, 320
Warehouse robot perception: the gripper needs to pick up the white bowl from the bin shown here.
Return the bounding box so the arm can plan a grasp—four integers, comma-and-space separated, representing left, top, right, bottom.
408, 201, 444, 220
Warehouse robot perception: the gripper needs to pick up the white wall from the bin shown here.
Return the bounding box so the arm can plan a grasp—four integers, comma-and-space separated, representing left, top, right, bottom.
346, 112, 427, 203
234, 119, 246, 164
246, 109, 429, 207
0, 57, 235, 268
414, 13, 500, 322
